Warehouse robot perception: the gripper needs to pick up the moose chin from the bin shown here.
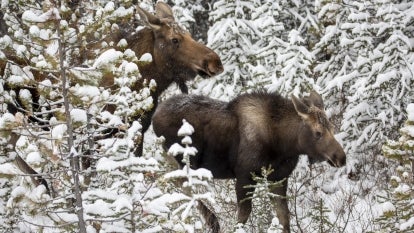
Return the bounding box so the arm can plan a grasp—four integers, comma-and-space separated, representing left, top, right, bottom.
152, 90, 346, 233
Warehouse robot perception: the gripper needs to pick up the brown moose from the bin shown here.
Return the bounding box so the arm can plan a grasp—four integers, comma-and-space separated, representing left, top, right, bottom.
152, 90, 346, 233
105, 2, 223, 156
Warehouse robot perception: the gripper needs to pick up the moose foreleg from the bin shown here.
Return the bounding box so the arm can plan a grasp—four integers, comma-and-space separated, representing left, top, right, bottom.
270, 179, 290, 233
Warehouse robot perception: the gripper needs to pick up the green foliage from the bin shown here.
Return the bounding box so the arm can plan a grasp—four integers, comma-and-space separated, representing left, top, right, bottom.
309, 198, 334, 233
239, 166, 285, 232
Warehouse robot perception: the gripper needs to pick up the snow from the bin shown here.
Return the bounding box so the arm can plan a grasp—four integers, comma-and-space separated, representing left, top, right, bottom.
96, 157, 159, 172
70, 85, 101, 103
99, 111, 123, 127
123, 61, 138, 75
104, 2, 115, 12
70, 108, 87, 124
0, 163, 19, 175
139, 53, 153, 62
374, 201, 396, 218
26, 152, 44, 165
29, 25, 40, 37
164, 167, 213, 181
51, 124, 67, 140
93, 49, 123, 69
400, 216, 414, 231
407, 103, 414, 121
112, 195, 133, 212
177, 119, 194, 136
0, 112, 15, 128
22, 8, 61, 23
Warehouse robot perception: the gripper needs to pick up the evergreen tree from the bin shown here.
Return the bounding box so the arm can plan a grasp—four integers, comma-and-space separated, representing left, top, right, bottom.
162, 119, 215, 232
0, 0, 153, 231
309, 198, 334, 233
377, 103, 414, 232
316, 0, 414, 154
237, 166, 285, 232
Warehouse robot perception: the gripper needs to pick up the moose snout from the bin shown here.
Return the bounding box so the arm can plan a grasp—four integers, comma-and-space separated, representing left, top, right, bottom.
204, 53, 224, 76
329, 150, 346, 168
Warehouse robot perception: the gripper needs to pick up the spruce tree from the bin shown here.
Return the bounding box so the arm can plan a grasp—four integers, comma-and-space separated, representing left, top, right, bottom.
378, 103, 414, 232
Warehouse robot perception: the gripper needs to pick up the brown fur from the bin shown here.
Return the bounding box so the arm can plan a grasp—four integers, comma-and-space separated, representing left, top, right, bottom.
152, 91, 346, 233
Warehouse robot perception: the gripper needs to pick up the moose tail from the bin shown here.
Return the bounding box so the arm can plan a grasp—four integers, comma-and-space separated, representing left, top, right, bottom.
198, 200, 220, 233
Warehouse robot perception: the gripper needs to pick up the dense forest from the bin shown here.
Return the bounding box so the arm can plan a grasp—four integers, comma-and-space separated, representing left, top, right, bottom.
0, 0, 414, 232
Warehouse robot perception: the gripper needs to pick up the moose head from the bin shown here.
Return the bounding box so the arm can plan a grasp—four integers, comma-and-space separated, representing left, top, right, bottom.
292, 91, 346, 168
136, 2, 223, 93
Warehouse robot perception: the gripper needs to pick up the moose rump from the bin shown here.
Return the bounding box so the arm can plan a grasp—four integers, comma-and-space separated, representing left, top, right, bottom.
152, 91, 346, 233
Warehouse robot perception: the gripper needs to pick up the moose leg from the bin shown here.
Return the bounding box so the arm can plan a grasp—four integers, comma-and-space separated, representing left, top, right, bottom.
235, 177, 254, 224
197, 200, 220, 233
270, 179, 290, 233
134, 98, 158, 157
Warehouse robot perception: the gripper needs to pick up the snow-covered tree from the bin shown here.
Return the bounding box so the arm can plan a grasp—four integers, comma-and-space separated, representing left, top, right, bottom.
196, 0, 263, 99
377, 103, 414, 232
163, 119, 216, 232
0, 0, 153, 231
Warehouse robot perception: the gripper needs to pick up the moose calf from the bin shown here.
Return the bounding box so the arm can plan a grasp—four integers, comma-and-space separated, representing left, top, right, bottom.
152, 90, 346, 233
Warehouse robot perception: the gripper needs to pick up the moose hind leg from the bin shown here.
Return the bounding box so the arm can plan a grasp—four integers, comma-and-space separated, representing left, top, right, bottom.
197, 200, 220, 233
235, 178, 254, 224
270, 179, 290, 233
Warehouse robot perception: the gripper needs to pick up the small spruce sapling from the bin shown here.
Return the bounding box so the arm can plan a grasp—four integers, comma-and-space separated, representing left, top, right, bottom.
164, 119, 215, 232
236, 166, 284, 232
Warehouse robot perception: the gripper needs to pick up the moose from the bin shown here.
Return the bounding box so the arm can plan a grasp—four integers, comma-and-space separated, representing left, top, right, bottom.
152, 90, 347, 233
1, 2, 222, 192
97, 1, 223, 156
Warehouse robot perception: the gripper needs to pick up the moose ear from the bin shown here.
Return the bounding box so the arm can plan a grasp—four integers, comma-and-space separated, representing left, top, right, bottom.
301, 90, 324, 109
155, 2, 175, 21
308, 90, 324, 109
291, 94, 309, 120
137, 6, 162, 30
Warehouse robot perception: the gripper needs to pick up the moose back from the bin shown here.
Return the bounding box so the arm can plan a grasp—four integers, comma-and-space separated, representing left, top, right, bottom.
152, 91, 346, 233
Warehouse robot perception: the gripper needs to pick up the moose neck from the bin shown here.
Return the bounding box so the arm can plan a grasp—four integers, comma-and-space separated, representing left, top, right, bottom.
271, 107, 305, 159
126, 28, 173, 95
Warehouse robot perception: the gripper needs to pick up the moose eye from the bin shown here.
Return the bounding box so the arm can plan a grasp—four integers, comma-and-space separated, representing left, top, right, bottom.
315, 131, 323, 139
171, 38, 179, 44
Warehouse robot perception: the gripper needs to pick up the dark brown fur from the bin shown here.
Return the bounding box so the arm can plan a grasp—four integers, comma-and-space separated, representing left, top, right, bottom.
152, 91, 346, 233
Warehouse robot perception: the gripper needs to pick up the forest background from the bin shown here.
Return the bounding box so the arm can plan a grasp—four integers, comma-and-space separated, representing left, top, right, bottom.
1, 0, 414, 232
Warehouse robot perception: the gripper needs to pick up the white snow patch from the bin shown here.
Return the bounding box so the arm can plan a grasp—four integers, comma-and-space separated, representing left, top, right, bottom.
51, 124, 67, 140
0, 163, 20, 175
0, 112, 16, 128
26, 151, 44, 165
400, 216, 414, 231
70, 85, 101, 103
93, 49, 123, 69
139, 53, 153, 62
70, 108, 87, 124
177, 119, 194, 136
113, 195, 133, 212
407, 103, 414, 121
22, 8, 61, 23
374, 201, 395, 218
96, 157, 158, 172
